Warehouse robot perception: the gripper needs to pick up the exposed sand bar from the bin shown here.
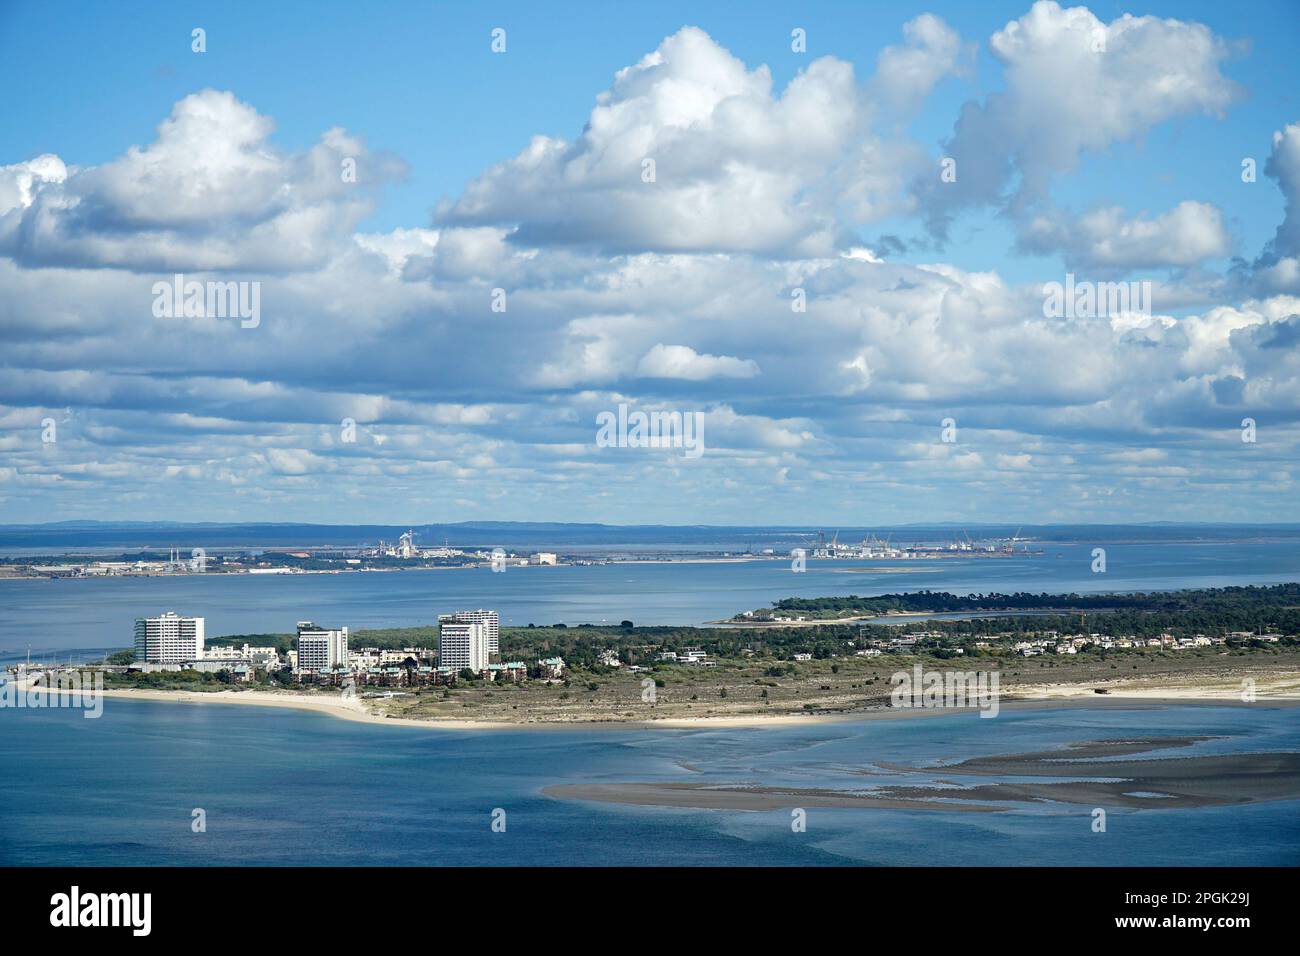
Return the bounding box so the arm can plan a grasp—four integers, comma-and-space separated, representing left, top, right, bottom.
543, 782, 1011, 812
546, 737, 1300, 813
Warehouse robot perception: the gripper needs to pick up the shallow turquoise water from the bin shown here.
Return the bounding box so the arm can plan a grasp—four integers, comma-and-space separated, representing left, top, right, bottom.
2, 700, 1296, 866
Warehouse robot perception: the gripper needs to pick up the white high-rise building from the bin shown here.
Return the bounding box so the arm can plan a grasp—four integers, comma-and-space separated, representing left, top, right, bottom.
135, 612, 204, 663
296, 621, 348, 674
439, 609, 499, 655
438, 620, 489, 672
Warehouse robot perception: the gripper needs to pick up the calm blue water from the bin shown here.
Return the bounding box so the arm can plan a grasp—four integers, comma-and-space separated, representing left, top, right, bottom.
3, 537, 1297, 866
1, 700, 1295, 866
4, 538, 1300, 658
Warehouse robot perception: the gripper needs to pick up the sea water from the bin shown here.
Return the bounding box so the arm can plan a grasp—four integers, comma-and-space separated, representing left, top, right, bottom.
5, 537, 1300, 660
1, 699, 1296, 866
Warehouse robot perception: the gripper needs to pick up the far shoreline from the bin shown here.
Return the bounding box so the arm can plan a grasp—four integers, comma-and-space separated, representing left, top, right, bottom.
0, 555, 786, 581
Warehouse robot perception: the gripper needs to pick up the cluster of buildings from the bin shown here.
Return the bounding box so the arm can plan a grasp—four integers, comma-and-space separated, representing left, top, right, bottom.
737, 609, 811, 623
1007, 631, 1279, 656
24, 549, 212, 578
130, 613, 275, 681
364, 532, 559, 567
12, 540, 569, 579
840, 628, 1287, 659
131, 612, 284, 681
367, 530, 463, 560
800, 531, 1035, 560
655, 647, 716, 667
809, 532, 912, 560
855, 634, 940, 655
851, 629, 1285, 658
128, 609, 565, 687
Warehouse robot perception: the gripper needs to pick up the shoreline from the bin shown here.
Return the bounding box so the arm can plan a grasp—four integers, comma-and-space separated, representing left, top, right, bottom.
0, 551, 1065, 581
18, 676, 1298, 732
711, 607, 1088, 627
1010, 675, 1300, 701
0, 556, 784, 581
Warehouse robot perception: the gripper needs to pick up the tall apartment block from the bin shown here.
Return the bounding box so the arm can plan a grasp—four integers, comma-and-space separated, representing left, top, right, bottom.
438, 620, 489, 672
134, 612, 205, 664
438, 609, 499, 655
296, 621, 349, 674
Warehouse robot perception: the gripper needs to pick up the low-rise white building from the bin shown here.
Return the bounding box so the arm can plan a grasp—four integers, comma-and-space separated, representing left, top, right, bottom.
203, 643, 280, 667
537, 656, 566, 679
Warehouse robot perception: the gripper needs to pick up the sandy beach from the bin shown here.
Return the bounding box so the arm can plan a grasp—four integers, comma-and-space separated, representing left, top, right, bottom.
14, 671, 1299, 731
81, 686, 895, 730
12, 680, 507, 730
1011, 673, 1300, 701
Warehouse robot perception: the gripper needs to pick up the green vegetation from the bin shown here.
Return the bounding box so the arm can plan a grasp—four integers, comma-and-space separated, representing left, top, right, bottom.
206, 632, 295, 653
734, 584, 1300, 646
88, 582, 1300, 723
760, 583, 1300, 619
352, 626, 439, 648
103, 668, 242, 691
207, 626, 439, 654
183, 584, 1299, 688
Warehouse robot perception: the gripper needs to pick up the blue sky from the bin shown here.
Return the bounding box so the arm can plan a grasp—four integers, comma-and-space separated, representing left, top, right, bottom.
5, 0, 1295, 277
1, 1, 1299, 524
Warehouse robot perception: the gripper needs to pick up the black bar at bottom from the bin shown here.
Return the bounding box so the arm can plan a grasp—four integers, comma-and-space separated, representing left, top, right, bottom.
3, 866, 1281, 942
